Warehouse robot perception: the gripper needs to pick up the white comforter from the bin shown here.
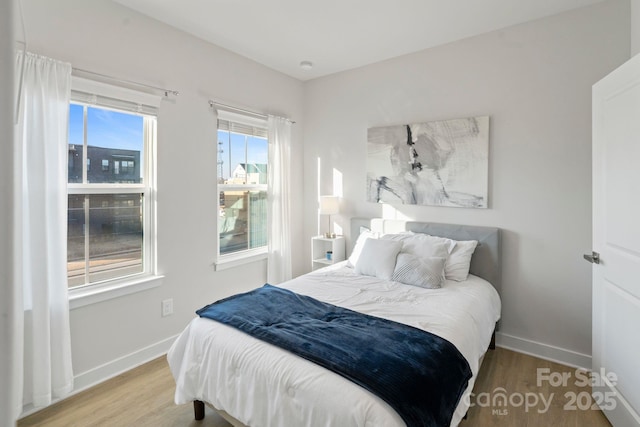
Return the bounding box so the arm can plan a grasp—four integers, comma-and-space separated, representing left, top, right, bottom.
167, 262, 501, 427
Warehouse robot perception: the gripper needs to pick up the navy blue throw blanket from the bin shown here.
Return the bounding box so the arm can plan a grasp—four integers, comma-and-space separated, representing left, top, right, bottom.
197, 284, 471, 427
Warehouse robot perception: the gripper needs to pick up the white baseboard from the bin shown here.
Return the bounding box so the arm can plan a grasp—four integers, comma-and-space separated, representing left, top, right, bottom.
73, 334, 179, 392
19, 334, 178, 419
496, 332, 591, 370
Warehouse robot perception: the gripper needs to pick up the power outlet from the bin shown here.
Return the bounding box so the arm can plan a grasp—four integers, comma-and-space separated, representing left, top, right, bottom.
161, 299, 173, 317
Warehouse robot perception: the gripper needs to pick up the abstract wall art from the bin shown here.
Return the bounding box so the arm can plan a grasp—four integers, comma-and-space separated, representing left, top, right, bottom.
367, 116, 489, 208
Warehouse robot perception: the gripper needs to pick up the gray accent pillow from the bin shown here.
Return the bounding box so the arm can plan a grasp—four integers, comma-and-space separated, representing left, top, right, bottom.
392, 253, 447, 289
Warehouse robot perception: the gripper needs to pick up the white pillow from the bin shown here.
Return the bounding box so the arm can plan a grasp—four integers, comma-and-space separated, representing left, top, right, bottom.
392, 253, 446, 289
348, 230, 378, 267
379, 231, 414, 242
444, 239, 478, 281
354, 238, 403, 281
383, 232, 453, 259
382, 232, 478, 281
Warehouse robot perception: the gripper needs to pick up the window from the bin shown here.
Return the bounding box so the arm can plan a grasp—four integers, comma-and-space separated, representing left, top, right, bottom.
121, 160, 135, 174
217, 111, 268, 259
67, 80, 158, 290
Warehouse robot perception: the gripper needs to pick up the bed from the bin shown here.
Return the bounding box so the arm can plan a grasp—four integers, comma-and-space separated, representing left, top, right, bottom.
167, 218, 501, 427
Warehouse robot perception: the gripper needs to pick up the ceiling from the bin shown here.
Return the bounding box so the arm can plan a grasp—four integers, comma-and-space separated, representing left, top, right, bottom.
113, 0, 605, 81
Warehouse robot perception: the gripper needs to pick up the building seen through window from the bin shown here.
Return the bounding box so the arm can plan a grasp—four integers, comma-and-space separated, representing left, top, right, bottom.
67, 102, 152, 287
217, 119, 268, 256
69, 145, 140, 184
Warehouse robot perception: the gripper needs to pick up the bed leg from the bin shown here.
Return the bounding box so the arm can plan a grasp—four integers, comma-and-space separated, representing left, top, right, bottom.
489, 330, 496, 350
194, 400, 205, 420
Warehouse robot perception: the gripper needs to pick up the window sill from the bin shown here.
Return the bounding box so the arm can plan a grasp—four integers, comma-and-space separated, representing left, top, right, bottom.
214, 249, 268, 271
69, 274, 164, 310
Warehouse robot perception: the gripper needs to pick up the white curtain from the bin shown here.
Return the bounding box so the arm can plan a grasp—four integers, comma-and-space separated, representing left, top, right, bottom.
14, 52, 74, 413
267, 116, 292, 284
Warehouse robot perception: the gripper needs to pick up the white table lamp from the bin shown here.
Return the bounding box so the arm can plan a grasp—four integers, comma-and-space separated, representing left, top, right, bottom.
319, 196, 339, 238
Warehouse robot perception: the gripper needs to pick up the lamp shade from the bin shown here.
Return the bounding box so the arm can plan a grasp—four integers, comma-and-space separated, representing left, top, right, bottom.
319, 196, 339, 215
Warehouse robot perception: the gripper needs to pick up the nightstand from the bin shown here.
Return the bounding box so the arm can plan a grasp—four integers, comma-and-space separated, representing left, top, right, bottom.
311, 236, 346, 270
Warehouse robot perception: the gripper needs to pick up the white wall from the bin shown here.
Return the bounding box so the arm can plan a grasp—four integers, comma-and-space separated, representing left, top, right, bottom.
633, 0, 640, 56
1, 1, 17, 425
20, 0, 305, 398
303, 0, 629, 367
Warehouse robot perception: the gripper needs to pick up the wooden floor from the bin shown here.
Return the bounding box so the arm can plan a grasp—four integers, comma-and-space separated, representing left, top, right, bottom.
19, 347, 611, 427
459, 348, 611, 427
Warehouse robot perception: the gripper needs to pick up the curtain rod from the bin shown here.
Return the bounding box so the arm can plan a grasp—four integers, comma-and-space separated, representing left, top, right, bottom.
208, 100, 295, 124
73, 67, 179, 97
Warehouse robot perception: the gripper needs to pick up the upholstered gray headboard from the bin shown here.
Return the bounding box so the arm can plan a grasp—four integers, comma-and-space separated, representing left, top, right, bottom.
350, 218, 502, 295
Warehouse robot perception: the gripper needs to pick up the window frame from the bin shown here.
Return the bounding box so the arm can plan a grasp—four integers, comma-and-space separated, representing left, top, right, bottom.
67, 77, 162, 307
215, 110, 269, 269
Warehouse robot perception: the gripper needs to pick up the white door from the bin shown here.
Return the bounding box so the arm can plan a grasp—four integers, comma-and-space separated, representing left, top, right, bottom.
591, 53, 640, 426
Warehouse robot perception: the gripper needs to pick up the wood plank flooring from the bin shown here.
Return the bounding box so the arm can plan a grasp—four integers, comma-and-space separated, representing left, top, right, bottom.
459, 348, 611, 427
19, 347, 611, 427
